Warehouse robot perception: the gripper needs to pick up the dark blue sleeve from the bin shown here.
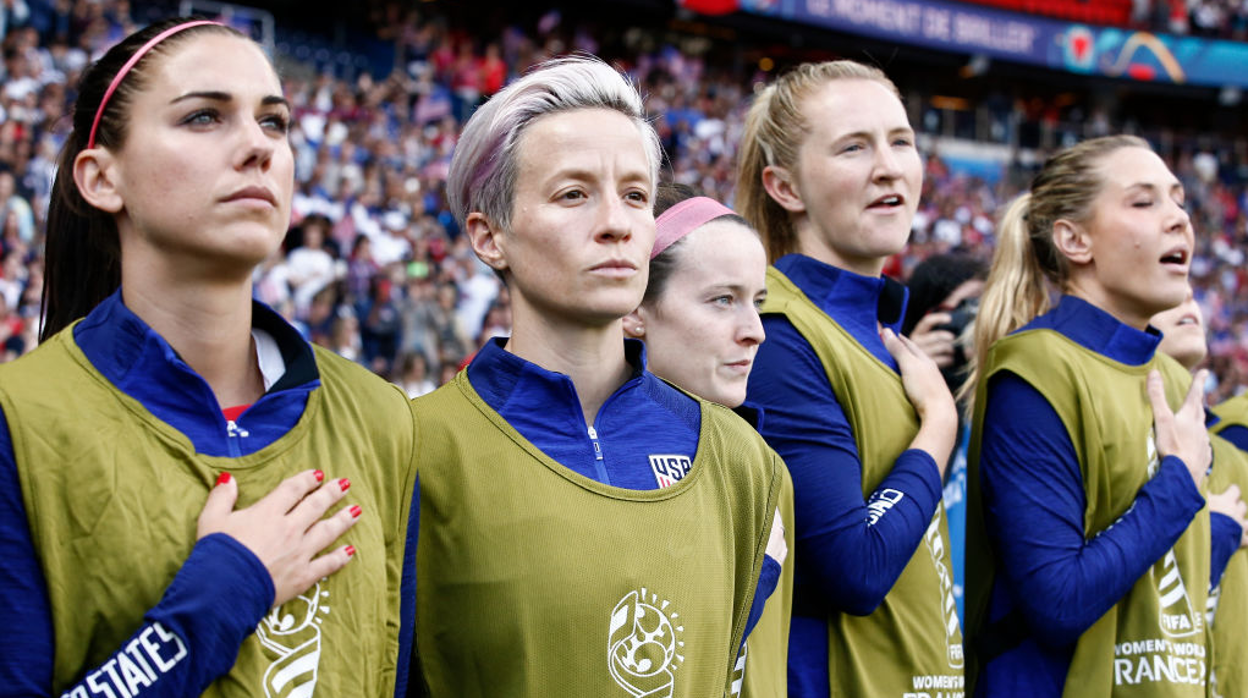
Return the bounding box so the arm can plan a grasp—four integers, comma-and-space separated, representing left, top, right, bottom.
980, 373, 1206, 648
0, 408, 54, 695
395, 474, 419, 698
741, 557, 781, 642
0, 409, 276, 697
747, 316, 943, 616
1220, 424, 1248, 452
1210, 513, 1241, 590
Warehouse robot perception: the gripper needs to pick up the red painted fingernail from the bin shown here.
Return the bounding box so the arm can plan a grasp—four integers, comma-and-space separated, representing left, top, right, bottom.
313, 469, 324, 483
216, 472, 232, 486
345, 545, 356, 558
350, 504, 362, 518
339, 478, 351, 492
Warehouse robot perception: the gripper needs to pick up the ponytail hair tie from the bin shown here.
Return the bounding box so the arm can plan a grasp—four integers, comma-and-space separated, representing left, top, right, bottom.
652, 196, 736, 260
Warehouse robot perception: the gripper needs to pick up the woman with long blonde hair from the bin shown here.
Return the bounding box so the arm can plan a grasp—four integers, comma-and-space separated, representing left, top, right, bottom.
962, 135, 1239, 696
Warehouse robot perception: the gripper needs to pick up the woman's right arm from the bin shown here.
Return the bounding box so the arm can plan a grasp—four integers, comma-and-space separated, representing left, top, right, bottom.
0, 410, 359, 697
979, 372, 1206, 648
748, 318, 945, 616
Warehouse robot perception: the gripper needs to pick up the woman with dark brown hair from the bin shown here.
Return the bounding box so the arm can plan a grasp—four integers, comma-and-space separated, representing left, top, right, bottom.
0, 18, 419, 697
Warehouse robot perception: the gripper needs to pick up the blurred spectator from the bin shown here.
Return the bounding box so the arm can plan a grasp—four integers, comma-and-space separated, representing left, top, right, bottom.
397, 350, 436, 397
428, 280, 471, 371
0, 171, 33, 244
326, 308, 362, 363
0, 0, 1245, 398
360, 275, 402, 373
286, 213, 341, 316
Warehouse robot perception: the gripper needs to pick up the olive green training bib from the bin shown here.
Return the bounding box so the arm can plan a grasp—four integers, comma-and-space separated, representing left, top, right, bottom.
1212, 395, 1248, 431
966, 329, 1211, 698
0, 325, 420, 697
762, 267, 964, 698
1208, 400, 1248, 698
732, 464, 795, 698
412, 371, 783, 698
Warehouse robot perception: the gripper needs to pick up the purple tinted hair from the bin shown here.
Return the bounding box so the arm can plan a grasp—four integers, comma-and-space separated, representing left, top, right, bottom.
446, 55, 662, 232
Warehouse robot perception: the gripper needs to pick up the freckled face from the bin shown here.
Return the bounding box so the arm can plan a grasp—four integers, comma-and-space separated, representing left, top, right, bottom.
788, 79, 922, 276
638, 220, 767, 407
1080, 147, 1193, 328
497, 108, 656, 327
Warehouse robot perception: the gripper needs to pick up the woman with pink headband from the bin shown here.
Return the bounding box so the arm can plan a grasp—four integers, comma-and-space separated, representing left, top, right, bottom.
623, 182, 794, 697
0, 18, 418, 697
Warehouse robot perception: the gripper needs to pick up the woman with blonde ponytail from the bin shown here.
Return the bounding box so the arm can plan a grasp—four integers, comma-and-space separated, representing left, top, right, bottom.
958, 194, 1047, 405
963, 135, 1240, 697
738, 60, 962, 696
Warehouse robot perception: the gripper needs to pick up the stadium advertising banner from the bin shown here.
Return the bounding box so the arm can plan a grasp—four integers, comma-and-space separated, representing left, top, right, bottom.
733, 0, 1248, 88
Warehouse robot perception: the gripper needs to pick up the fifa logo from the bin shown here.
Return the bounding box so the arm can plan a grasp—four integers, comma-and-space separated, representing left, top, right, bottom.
608, 587, 685, 697
1143, 431, 1201, 638
1156, 550, 1201, 638
924, 509, 964, 669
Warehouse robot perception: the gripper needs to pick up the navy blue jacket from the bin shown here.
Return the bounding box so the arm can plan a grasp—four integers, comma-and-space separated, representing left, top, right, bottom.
974, 296, 1238, 696
745, 254, 945, 698
0, 291, 420, 697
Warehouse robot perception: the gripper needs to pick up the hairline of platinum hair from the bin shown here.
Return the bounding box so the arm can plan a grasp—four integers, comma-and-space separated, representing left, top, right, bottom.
447, 55, 664, 233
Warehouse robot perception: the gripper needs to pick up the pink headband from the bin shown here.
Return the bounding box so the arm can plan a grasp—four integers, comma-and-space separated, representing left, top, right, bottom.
87, 20, 224, 149
652, 196, 736, 259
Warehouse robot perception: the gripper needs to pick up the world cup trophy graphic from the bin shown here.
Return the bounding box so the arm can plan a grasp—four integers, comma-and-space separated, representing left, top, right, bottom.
256, 580, 329, 697
608, 588, 685, 697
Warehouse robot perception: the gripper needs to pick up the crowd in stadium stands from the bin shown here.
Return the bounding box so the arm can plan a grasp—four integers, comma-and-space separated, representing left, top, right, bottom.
1152, 0, 1248, 38
962, 0, 1248, 39
0, 0, 1246, 401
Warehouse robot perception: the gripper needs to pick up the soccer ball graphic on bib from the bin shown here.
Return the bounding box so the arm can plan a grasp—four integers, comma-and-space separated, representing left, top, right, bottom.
608, 588, 685, 697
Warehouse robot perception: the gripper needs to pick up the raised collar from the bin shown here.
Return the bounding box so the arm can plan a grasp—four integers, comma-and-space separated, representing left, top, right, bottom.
775, 254, 908, 335
468, 336, 647, 419
1019, 295, 1161, 367
774, 253, 908, 368
71, 290, 320, 456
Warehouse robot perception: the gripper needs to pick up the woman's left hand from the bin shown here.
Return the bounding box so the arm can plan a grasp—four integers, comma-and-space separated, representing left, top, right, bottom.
883, 327, 958, 473
1208, 483, 1248, 549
